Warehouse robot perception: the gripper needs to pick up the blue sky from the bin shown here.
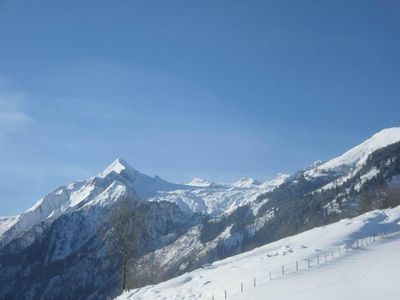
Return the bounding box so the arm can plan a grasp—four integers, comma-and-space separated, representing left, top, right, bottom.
0, 0, 399, 215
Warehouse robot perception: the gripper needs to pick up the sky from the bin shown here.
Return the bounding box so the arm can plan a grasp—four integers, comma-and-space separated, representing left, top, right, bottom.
0, 0, 399, 215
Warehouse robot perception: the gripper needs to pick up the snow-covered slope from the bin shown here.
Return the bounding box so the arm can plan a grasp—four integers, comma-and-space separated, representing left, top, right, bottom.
230, 238, 400, 300
305, 127, 400, 179
116, 205, 400, 300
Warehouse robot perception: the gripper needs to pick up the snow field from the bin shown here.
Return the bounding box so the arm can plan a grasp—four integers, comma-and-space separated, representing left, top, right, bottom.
229, 234, 400, 300
205, 231, 400, 300
117, 206, 400, 300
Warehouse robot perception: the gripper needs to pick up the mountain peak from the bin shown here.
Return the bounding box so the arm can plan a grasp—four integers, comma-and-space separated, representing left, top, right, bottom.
259, 173, 290, 190
97, 158, 137, 178
232, 177, 261, 188
186, 177, 214, 187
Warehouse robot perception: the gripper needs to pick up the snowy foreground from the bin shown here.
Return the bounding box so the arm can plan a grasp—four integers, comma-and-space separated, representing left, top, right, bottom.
116, 206, 400, 300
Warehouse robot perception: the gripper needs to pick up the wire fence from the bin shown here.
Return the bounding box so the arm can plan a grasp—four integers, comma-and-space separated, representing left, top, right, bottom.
209, 229, 400, 300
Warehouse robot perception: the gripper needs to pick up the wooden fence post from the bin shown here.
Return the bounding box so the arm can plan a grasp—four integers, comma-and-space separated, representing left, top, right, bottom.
253, 277, 256, 288
282, 265, 285, 275
296, 260, 298, 272
269, 270, 272, 280
241, 282, 243, 292
224, 290, 227, 299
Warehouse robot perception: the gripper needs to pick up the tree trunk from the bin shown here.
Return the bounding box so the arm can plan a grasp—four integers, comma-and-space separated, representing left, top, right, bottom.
122, 258, 127, 292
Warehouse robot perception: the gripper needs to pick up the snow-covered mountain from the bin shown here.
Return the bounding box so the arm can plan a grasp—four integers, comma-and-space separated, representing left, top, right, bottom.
0, 157, 288, 251
231, 177, 261, 188
186, 177, 215, 187
0, 166, 191, 299
305, 127, 400, 184
97, 158, 188, 198
1, 127, 400, 300
0, 158, 185, 249
149, 175, 286, 216
0, 158, 289, 299
259, 173, 290, 190
142, 127, 400, 294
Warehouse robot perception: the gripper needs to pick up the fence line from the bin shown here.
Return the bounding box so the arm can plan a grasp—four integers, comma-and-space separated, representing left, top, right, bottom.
209, 229, 400, 299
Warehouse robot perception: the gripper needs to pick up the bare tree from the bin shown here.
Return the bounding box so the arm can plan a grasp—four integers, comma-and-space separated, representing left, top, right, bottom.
105, 197, 148, 292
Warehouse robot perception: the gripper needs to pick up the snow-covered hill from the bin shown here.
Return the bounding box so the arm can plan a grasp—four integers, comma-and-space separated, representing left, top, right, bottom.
230, 238, 400, 300
116, 205, 400, 300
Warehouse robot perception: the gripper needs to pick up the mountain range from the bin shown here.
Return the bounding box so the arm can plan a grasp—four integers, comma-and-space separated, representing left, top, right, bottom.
1, 127, 400, 300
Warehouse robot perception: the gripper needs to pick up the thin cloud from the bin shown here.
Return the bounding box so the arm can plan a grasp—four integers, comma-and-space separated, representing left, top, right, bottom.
0, 90, 33, 136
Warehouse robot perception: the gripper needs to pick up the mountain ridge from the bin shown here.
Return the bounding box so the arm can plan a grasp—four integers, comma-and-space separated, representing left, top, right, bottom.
1, 127, 400, 300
